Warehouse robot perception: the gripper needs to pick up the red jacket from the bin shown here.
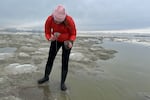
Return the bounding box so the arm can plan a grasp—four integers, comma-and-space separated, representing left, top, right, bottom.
45, 15, 76, 42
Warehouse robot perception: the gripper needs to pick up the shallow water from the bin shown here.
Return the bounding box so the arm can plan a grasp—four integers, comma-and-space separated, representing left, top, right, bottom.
0, 34, 150, 100
99, 39, 150, 100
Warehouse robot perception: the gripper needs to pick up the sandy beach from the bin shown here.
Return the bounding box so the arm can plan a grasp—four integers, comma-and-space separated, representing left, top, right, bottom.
0, 32, 150, 100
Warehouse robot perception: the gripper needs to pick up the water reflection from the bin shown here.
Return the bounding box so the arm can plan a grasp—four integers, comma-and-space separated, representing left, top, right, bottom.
38, 85, 71, 100
38, 85, 51, 100
0, 47, 17, 53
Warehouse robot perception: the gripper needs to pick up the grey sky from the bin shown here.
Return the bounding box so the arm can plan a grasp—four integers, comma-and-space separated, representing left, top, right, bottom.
0, 0, 150, 31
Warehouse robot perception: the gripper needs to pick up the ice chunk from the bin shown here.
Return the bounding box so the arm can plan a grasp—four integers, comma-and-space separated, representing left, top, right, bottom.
1, 96, 22, 100
70, 52, 85, 61
138, 92, 150, 100
19, 46, 36, 52
33, 47, 49, 54
5, 63, 37, 75
38, 48, 49, 52
0, 40, 7, 44
19, 52, 30, 57
0, 47, 16, 60
0, 47, 17, 53
0, 53, 14, 60
0, 77, 4, 83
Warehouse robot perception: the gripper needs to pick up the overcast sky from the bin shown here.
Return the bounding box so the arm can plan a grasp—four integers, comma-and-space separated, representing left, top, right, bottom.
0, 0, 150, 31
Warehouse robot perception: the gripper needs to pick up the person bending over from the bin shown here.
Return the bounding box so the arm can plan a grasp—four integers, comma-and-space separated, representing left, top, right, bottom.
38, 5, 76, 91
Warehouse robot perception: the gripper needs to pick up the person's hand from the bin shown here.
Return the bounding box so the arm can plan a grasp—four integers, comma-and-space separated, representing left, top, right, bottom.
68, 41, 73, 48
49, 35, 57, 41
48, 32, 61, 41
64, 40, 73, 49
54, 32, 61, 38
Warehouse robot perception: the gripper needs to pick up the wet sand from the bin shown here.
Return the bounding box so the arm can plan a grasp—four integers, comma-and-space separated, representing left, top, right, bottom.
0, 33, 150, 100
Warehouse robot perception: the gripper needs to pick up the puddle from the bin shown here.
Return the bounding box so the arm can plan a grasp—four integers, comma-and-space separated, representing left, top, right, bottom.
0, 47, 17, 53
18, 85, 71, 100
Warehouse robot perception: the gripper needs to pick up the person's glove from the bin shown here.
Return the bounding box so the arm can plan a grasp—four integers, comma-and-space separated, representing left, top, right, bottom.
64, 40, 73, 49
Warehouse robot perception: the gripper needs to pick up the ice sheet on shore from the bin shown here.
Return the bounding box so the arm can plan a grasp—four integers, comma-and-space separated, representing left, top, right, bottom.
79, 32, 150, 47
113, 38, 150, 46
77, 31, 150, 46
1, 33, 150, 99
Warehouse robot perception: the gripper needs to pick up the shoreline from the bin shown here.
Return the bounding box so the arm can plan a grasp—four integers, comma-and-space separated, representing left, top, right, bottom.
0, 33, 150, 100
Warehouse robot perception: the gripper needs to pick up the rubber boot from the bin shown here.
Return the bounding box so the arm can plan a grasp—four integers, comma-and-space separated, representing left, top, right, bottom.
38, 75, 49, 84
61, 83, 67, 91
61, 71, 67, 91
